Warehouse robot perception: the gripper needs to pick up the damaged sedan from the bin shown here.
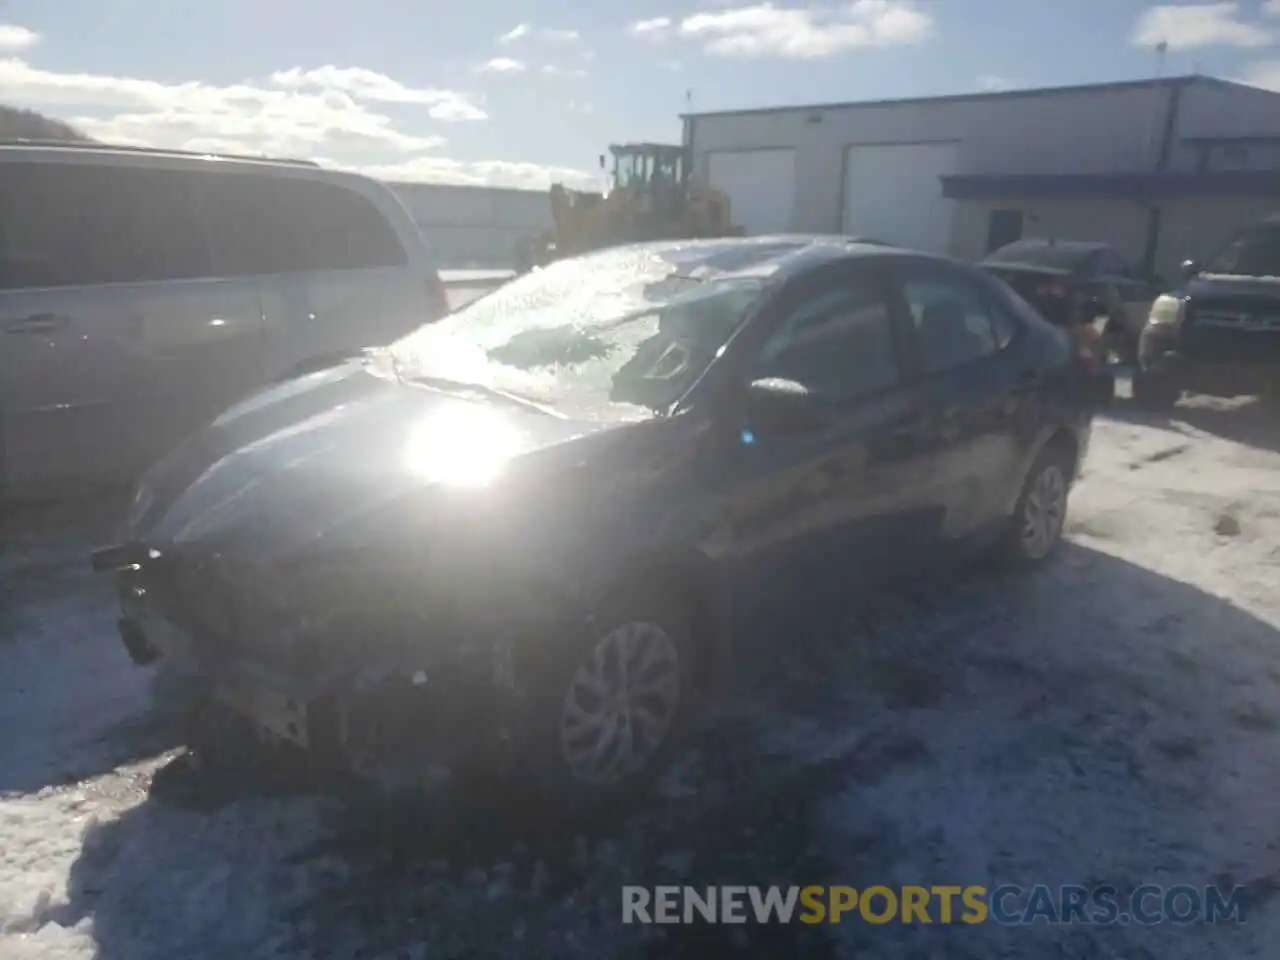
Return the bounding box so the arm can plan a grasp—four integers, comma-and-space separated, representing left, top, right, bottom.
92, 237, 1107, 807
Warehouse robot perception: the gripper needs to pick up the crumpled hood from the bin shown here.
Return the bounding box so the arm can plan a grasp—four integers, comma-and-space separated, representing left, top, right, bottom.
127, 361, 624, 560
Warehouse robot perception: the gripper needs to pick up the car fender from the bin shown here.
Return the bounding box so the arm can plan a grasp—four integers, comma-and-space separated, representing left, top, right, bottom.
1001, 422, 1081, 517
582, 543, 729, 694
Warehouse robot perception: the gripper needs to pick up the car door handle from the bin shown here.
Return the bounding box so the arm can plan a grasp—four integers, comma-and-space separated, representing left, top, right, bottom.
5, 312, 71, 335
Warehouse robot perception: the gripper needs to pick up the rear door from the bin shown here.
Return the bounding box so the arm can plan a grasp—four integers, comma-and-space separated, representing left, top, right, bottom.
0, 158, 265, 492
893, 261, 1031, 553
198, 171, 423, 380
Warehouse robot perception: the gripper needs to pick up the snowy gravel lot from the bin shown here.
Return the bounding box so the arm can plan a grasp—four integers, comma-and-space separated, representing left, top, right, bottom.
4, 376, 1280, 959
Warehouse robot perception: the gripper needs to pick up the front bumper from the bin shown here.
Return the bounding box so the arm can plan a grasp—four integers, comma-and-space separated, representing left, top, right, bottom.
1139, 325, 1280, 396
97, 548, 527, 766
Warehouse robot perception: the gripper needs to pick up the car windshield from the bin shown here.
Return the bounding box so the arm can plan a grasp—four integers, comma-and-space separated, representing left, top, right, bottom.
1204, 224, 1280, 278
389, 246, 778, 419
984, 241, 1099, 272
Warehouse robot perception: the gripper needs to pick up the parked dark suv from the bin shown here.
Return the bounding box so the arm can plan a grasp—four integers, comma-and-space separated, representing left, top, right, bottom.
1135, 217, 1280, 408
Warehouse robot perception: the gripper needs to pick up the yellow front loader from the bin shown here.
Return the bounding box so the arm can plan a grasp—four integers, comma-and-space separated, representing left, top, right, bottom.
518, 142, 744, 271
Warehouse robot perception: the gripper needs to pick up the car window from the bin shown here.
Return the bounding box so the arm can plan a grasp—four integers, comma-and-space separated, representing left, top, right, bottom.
902, 272, 1015, 374
199, 172, 408, 277
1204, 223, 1280, 277
1091, 248, 1134, 279
752, 279, 900, 402
0, 161, 212, 290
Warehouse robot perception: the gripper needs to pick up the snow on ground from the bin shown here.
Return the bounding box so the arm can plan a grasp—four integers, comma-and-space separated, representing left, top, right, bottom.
4, 384, 1280, 958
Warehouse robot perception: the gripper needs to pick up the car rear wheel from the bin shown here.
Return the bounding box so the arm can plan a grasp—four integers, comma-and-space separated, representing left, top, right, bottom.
523, 593, 695, 810
1002, 447, 1072, 568
1131, 369, 1180, 409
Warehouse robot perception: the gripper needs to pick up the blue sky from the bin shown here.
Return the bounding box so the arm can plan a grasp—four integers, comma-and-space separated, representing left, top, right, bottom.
2, 1, 1280, 188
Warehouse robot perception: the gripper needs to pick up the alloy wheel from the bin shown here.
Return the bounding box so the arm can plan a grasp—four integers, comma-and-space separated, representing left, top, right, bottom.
558, 621, 682, 785
1021, 463, 1067, 560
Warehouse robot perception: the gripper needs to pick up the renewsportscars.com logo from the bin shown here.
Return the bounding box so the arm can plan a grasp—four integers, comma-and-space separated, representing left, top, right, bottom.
621, 884, 1248, 926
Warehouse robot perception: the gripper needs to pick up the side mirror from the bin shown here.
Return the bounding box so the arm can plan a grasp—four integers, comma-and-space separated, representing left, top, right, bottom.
1179, 259, 1200, 280
742, 377, 831, 434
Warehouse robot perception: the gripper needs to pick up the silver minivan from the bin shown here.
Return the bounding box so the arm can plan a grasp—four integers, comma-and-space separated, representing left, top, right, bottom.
0, 141, 450, 499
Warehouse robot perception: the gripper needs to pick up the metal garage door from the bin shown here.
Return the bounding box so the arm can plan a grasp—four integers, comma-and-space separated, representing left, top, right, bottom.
842, 143, 957, 252
706, 149, 796, 235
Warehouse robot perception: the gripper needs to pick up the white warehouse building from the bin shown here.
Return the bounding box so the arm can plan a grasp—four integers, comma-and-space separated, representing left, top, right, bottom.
387, 181, 552, 269
685, 75, 1280, 280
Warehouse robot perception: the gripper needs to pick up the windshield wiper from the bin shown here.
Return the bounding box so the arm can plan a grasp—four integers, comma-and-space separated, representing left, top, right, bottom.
397, 371, 566, 419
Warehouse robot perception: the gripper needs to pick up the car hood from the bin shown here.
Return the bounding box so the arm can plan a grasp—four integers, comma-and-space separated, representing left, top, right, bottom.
1184, 273, 1280, 301
127, 361, 628, 560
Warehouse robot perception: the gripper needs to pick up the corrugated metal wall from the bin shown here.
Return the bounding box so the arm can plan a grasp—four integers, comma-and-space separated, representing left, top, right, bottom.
689, 83, 1180, 235
688, 79, 1280, 274
387, 182, 553, 268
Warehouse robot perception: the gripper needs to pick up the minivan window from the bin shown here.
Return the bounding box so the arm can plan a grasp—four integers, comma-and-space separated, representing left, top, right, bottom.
0, 162, 212, 290
199, 172, 409, 277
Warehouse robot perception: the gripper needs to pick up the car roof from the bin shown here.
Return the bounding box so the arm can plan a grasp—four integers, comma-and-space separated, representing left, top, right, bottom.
0, 138, 322, 170
603, 234, 941, 283
988, 238, 1111, 256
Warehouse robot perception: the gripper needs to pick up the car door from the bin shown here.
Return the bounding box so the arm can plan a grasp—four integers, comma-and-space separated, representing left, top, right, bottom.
895, 261, 1031, 557
713, 261, 938, 638
0, 159, 265, 493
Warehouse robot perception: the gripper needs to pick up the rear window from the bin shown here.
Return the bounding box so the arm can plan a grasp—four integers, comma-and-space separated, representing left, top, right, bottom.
984, 240, 1098, 272
199, 172, 409, 277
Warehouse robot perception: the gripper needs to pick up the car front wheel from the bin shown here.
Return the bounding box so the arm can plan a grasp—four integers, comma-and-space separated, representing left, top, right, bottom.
524, 595, 695, 809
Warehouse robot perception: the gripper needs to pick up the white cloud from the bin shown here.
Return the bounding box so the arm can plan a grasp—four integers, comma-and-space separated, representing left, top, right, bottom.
0, 24, 38, 51
498, 24, 531, 44
0, 55, 591, 188
478, 57, 526, 73
0, 56, 481, 154
629, 16, 673, 39
1131, 3, 1272, 50
679, 0, 933, 58
542, 28, 582, 43
497, 24, 582, 45
1238, 58, 1280, 89
540, 64, 588, 78
269, 66, 485, 118
658, 59, 684, 71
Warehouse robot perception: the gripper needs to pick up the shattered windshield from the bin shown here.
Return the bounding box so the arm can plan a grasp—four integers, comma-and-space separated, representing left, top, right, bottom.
389, 246, 776, 419
1204, 224, 1280, 278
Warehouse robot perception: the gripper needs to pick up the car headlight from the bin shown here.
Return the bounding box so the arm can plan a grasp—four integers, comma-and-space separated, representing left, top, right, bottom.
1147, 295, 1185, 328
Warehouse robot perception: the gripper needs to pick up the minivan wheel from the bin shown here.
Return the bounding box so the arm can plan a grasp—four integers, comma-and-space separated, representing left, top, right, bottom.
1131, 369, 1180, 409
1002, 448, 1072, 568
523, 594, 695, 810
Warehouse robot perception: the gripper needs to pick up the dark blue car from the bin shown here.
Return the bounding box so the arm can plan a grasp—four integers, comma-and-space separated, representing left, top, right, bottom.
92, 236, 1108, 808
